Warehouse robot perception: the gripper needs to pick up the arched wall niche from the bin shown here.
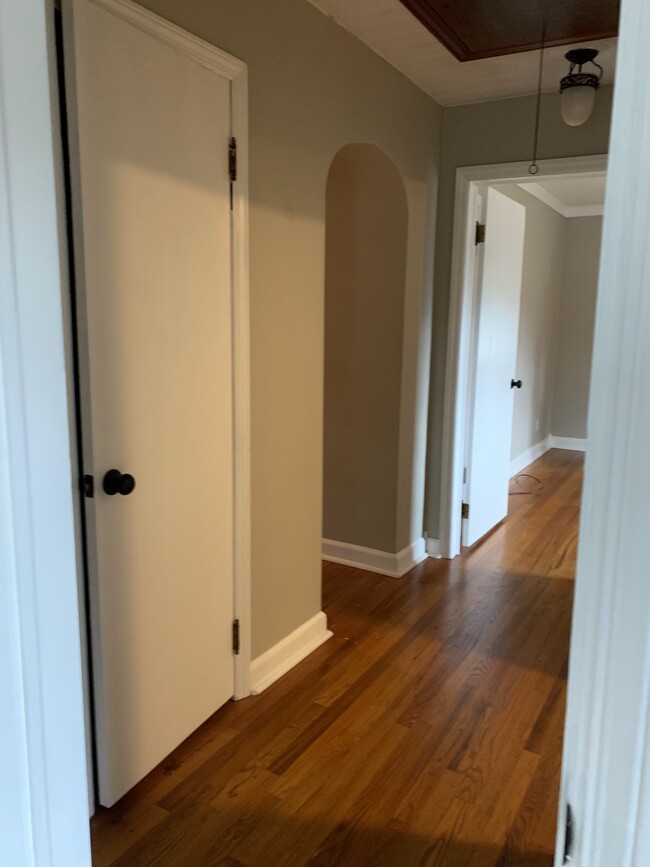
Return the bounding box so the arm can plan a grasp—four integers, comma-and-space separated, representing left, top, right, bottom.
323, 143, 409, 553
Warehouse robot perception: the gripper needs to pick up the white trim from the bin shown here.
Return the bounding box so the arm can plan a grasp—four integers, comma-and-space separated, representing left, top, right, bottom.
555, 2, 650, 862
86, 0, 245, 78
548, 435, 588, 452
322, 537, 427, 578
565, 204, 605, 218
439, 154, 608, 560
63, 0, 252, 741
425, 537, 442, 558
250, 613, 333, 694
509, 437, 552, 478
229, 40, 252, 703
0, 0, 92, 862
518, 182, 605, 218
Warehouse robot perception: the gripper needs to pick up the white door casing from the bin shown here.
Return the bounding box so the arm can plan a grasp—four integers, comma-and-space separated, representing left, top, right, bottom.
462, 187, 525, 547
63, 0, 251, 806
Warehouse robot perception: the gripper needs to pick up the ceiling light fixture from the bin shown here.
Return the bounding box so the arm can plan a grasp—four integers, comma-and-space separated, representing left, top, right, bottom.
560, 48, 603, 127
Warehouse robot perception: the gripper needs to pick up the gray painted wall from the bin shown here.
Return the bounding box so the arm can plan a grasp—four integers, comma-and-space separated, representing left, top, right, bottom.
552, 216, 603, 440
136, 0, 442, 656
323, 144, 408, 553
499, 185, 565, 462
425, 88, 613, 539
501, 191, 603, 462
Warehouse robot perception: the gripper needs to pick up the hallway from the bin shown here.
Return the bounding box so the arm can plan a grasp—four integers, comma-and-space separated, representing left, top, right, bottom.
91, 449, 581, 866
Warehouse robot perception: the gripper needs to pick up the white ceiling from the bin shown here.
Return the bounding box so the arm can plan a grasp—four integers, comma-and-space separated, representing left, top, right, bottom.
518, 175, 607, 217
308, 0, 617, 106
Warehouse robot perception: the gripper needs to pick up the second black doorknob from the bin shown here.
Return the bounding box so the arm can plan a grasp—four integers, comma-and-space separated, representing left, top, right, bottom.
103, 469, 136, 496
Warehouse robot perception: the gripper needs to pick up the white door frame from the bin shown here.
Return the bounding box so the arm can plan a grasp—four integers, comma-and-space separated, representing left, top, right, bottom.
61, 0, 252, 702
439, 153, 608, 559
0, 0, 92, 863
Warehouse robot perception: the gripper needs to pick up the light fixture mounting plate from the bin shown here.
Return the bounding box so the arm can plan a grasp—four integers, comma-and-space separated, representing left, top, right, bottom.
565, 48, 599, 66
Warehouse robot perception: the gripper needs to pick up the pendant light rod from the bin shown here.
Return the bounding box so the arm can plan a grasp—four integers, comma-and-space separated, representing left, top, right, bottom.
529, 24, 546, 176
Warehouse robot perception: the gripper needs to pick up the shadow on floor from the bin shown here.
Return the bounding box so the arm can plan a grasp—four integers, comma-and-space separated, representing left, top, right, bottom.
99, 796, 557, 867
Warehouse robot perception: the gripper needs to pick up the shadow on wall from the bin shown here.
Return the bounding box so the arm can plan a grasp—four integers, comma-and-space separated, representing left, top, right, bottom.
323, 143, 408, 555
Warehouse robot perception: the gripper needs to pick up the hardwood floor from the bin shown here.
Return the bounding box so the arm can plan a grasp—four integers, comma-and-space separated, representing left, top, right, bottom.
91, 448, 581, 866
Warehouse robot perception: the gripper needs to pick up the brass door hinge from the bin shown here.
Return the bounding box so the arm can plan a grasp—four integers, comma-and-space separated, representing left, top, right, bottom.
475, 222, 486, 245
461, 502, 470, 519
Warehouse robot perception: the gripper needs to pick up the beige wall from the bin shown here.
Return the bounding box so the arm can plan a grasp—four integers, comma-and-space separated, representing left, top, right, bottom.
552, 216, 603, 440
498, 185, 565, 462
136, 0, 442, 655
323, 144, 408, 553
425, 88, 613, 538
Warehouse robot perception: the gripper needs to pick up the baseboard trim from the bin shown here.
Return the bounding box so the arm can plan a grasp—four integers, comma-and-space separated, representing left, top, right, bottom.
425, 537, 442, 558
548, 435, 587, 452
322, 537, 427, 578
510, 437, 551, 478
250, 612, 332, 695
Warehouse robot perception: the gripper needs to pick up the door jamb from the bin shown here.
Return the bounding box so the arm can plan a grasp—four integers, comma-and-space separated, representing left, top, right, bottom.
439, 154, 608, 559
61, 0, 252, 703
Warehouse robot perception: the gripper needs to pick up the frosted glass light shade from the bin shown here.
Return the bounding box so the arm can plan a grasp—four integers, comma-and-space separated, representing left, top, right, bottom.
561, 85, 596, 127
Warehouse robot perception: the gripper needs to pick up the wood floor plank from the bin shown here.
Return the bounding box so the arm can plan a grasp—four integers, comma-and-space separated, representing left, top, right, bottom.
91, 448, 580, 866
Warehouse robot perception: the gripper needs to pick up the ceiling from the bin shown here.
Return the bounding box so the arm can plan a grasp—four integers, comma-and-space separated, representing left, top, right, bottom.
308, 0, 618, 105
517, 175, 607, 217
397, 0, 618, 62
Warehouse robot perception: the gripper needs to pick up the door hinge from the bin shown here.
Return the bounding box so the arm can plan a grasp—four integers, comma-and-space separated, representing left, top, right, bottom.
81, 474, 94, 498
228, 136, 237, 210
228, 136, 237, 183
563, 803, 574, 863
461, 501, 470, 519
475, 221, 486, 245
232, 619, 240, 655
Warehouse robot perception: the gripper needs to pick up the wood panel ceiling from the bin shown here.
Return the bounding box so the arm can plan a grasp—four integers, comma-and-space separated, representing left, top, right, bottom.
398, 0, 620, 61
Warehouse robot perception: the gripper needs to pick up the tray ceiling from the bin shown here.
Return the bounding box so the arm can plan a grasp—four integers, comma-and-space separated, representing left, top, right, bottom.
398, 0, 619, 62
308, 0, 617, 106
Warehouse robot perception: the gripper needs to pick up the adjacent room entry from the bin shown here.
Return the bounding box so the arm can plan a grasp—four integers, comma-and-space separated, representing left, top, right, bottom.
462, 187, 526, 546
62, 0, 248, 807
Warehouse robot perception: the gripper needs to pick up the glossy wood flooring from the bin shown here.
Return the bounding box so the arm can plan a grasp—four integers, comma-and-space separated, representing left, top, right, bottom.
91, 448, 581, 866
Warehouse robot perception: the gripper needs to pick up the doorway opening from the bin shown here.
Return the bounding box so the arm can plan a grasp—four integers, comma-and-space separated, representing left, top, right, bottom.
462, 173, 604, 550
440, 155, 607, 560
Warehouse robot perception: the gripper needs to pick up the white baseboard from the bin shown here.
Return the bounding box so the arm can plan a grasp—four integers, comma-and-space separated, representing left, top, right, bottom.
250, 611, 332, 695
322, 537, 426, 578
548, 435, 587, 452
425, 537, 442, 558
510, 436, 551, 477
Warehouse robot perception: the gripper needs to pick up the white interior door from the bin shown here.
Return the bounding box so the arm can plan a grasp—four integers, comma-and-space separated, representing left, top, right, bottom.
68, 0, 235, 806
463, 187, 526, 547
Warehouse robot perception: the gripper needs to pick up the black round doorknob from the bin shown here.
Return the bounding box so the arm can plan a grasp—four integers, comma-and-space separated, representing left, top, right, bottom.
103, 469, 136, 496
511, 379, 523, 389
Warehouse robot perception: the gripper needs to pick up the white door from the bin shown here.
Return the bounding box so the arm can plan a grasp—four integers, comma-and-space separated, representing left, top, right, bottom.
463, 187, 526, 547
68, 0, 235, 806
